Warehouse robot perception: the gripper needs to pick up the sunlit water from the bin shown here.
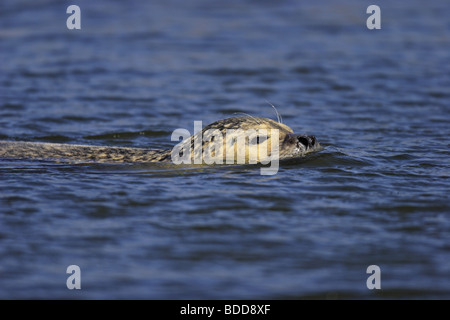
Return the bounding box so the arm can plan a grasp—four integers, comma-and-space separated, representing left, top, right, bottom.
0, 0, 449, 299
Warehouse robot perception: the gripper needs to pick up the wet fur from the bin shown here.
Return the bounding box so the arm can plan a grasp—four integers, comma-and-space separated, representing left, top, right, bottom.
0, 116, 320, 164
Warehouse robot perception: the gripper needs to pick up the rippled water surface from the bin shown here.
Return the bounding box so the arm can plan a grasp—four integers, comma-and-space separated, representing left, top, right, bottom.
0, 0, 449, 299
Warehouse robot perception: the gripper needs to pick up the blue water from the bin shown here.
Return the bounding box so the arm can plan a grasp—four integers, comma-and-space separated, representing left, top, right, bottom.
0, 0, 449, 299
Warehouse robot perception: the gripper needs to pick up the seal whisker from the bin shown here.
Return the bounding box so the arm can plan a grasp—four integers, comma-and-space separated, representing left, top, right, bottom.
232, 112, 261, 124
264, 100, 283, 124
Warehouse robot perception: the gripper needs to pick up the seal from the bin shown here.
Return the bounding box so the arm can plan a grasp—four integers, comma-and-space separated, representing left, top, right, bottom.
0, 116, 320, 164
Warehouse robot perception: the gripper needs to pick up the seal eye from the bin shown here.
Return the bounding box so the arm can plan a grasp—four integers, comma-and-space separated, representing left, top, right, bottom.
251, 135, 267, 145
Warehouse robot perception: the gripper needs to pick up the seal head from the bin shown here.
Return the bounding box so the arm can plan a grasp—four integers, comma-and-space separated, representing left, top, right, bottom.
175, 116, 320, 164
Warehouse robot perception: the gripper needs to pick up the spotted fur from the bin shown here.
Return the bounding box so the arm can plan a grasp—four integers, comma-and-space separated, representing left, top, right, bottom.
0, 116, 320, 164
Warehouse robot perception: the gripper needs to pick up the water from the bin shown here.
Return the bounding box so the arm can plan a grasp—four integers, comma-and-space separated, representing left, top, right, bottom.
0, 0, 449, 299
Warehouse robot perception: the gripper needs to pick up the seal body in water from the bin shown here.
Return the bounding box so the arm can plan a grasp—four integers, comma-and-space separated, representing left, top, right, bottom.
0, 116, 320, 164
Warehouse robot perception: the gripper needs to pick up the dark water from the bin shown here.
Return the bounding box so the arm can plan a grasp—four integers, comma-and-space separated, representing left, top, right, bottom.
0, 0, 449, 299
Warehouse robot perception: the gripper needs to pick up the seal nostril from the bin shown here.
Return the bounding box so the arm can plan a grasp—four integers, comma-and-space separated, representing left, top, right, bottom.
311, 136, 316, 146
297, 136, 309, 148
